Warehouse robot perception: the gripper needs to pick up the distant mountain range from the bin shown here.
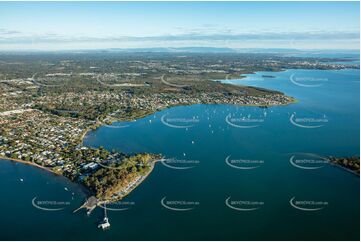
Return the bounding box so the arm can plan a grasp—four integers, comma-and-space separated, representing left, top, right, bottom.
0, 47, 359, 55
106, 47, 237, 53
78, 47, 361, 54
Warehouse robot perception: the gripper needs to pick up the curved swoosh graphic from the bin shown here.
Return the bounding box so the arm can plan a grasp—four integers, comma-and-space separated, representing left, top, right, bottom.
161, 114, 195, 129
289, 113, 324, 129
99, 203, 131, 211
289, 197, 324, 211
160, 159, 195, 170
160, 74, 189, 88
161, 197, 195, 211
289, 154, 327, 170
95, 161, 123, 170
225, 197, 260, 211
96, 74, 127, 87
32, 197, 66, 211
225, 156, 261, 170
31, 74, 64, 87
225, 114, 259, 129
290, 74, 324, 88
103, 124, 130, 129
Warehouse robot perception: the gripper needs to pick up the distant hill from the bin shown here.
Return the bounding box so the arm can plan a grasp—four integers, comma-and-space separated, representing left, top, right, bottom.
106, 47, 237, 53
1, 47, 359, 56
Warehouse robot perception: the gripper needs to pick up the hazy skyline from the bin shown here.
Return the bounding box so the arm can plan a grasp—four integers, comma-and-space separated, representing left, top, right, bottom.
0, 1, 359, 50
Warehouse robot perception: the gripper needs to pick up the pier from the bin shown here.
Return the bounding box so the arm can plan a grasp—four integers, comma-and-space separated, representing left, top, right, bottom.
98, 203, 110, 230
73, 196, 98, 215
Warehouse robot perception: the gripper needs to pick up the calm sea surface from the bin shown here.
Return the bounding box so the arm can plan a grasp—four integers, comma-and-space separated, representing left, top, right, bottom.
0, 67, 359, 240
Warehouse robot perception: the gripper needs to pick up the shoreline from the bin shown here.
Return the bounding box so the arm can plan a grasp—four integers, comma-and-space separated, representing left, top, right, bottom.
93, 97, 297, 128
330, 162, 360, 176
123, 159, 158, 196
0, 156, 92, 196
1, 94, 356, 211
1, 97, 297, 184
0, 156, 61, 176
1, 90, 297, 204
99, 159, 159, 204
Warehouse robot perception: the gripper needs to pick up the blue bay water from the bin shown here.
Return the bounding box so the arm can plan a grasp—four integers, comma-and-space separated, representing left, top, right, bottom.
0, 68, 359, 240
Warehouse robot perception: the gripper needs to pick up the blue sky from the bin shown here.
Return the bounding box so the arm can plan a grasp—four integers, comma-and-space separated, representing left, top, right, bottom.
0, 1, 359, 50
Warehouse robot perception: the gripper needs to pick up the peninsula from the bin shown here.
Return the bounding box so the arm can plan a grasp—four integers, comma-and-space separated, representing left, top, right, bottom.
0, 51, 357, 202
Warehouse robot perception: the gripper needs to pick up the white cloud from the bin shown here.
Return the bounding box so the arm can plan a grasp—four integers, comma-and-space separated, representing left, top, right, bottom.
0, 27, 359, 50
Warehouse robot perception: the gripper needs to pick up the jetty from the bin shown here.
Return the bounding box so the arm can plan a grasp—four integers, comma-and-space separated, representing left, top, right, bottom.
73, 196, 98, 215
98, 203, 110, 230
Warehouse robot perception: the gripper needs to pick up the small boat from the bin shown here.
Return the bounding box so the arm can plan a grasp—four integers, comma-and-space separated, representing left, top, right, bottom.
86, 206, 95, 216
98, 216, 110, 230
19, 178, 24, 182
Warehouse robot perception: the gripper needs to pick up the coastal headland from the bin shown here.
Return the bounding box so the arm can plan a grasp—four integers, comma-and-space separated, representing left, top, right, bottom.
0, 52, 358, 205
